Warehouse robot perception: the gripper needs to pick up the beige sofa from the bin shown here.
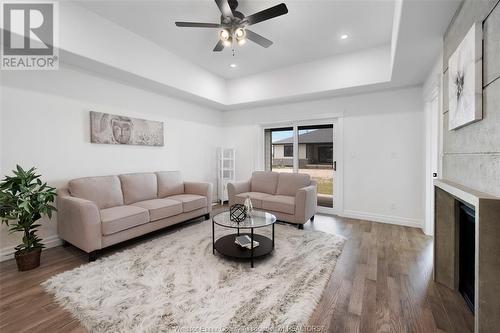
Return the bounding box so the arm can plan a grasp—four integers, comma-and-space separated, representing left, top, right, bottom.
228, 171, 317, 229
57, 171, 212, 261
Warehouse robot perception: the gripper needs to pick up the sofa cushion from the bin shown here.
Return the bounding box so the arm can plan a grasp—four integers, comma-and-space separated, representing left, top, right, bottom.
262, 195, 295, 215
251, 171, 279, 195
276, 173, 311, 196
234, 192, 272, 209
167, 194, 207, 213
119, 173, 157, 204
69, 175, 124, 209
100, 206, 149, 235
157, 171, 184, 198
131, 198, 183, 221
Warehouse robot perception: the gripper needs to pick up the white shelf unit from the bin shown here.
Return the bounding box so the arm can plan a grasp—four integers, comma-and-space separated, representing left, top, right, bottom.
217, 147, 236, 204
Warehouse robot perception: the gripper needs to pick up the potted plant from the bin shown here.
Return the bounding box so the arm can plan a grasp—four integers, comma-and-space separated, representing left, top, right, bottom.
0, 165, 57, 271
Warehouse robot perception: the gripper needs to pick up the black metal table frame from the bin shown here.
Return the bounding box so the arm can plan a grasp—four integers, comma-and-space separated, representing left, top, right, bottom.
212, 219, 275, 268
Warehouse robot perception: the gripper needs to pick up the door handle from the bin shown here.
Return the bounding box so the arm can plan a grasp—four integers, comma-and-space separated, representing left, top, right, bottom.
333, 161, 337, 171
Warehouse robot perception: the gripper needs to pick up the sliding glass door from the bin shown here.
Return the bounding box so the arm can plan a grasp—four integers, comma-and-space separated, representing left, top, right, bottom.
264, 122, 336, 210
298, 125, 334, 208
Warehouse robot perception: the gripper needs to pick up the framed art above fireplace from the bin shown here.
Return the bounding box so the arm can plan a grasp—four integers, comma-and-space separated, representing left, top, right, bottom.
448, 23, 483, 130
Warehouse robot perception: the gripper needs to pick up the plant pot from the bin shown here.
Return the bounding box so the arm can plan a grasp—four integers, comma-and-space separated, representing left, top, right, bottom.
15, 248, 42, 271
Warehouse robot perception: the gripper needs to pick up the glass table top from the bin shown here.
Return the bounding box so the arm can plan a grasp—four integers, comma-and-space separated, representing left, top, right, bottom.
212, 210, 277, 229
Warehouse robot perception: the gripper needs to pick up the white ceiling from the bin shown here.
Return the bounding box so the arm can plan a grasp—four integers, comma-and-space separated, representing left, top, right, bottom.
77, 0, 395, 79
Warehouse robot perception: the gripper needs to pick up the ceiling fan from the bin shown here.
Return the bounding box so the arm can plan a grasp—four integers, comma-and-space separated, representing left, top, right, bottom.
175, 0, 288, 52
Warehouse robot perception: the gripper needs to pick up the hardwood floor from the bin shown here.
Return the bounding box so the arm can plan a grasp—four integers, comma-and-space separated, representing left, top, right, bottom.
307, 215, 473, 333
0, 210, 473, 333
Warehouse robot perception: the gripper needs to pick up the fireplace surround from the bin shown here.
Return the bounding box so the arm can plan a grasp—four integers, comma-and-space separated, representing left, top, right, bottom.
434, 179, 500, 333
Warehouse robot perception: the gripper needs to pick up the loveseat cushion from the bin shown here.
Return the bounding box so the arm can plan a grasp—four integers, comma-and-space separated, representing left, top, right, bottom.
251, 171, 279, 195
167, 194, 207, 212
262, 195, 295, 215
234, 192, 272, 209
69, 175, 124, 209
131, 198, 183, 221
276, 173, 311, 196
119, 173, 157, 204
100, 206, 149, 235
157, 171, 184, 198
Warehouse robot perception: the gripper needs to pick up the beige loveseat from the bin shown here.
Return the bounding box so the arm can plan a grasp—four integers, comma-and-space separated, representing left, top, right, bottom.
228, 171, 317, 229
57, 171, 212, 261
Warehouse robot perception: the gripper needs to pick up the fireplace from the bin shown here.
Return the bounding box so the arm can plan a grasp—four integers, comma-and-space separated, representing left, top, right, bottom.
434, 179, 500, 332
458, 202, 475, 312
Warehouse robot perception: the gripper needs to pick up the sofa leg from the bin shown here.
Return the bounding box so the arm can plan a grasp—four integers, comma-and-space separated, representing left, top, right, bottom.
298, 224, 304, 230
88, 251, 99, 262
204, 213, 210, 220
310, 215, 315, 222
62, 240, 70, 247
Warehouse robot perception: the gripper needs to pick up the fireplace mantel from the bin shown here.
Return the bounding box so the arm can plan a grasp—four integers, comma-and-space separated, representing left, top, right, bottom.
434, 179, 500, 333
434, 179, 498, 206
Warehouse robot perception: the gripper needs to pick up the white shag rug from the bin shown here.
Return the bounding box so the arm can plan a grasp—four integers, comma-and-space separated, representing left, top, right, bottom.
43, 221, 345, 333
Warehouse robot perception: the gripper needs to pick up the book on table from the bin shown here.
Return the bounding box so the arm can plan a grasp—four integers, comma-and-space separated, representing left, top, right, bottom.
235, 235, 259, 249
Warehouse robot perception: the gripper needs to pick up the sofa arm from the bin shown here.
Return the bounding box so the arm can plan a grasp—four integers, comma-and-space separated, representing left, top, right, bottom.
227, 180, 251, 207
295, 184, 317, 224
57, 189, 102, 253
184, 182, 213, 212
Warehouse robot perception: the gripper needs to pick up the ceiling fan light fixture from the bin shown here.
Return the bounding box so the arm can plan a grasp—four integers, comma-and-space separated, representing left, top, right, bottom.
219, 28, 230, 41
174, 0, 289, 52
235, 27, 246, 39
222, 36, 233, 47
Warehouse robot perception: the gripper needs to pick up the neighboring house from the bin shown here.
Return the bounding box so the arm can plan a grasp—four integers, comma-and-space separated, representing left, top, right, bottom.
272, 128, 333, 168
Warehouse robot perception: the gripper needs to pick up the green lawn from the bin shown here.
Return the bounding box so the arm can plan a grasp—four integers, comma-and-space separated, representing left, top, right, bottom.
313, 177, 333, 195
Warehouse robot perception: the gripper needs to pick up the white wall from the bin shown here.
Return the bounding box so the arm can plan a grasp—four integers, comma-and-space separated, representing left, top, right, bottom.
223, 87, 425, 228
0, 62, 426, 260
0, 65, 223, 258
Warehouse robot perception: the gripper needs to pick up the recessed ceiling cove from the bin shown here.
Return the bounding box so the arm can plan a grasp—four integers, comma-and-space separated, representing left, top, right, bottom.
77, 0, 395, 79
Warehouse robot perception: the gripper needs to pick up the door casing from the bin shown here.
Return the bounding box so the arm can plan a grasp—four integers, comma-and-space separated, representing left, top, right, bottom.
258, 117, 344, 216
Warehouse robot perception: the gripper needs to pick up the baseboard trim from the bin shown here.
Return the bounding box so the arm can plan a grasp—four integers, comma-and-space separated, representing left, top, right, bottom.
0, 235, 62, 262
340, 210, 424, 229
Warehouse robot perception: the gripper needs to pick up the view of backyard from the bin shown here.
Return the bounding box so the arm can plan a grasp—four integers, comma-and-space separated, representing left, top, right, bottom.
270, 127, 334, 208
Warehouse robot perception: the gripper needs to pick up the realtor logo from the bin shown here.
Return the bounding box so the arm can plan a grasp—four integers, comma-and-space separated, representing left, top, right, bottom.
1, 2, 59, 70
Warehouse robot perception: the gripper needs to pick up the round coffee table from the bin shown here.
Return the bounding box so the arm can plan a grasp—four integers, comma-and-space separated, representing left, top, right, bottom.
212, 210, 277, 268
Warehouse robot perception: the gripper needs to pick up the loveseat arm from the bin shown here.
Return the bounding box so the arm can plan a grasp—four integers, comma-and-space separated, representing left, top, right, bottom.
227, 180, 251, 207
57, 188, 102, 253
184, 182, 213, 212
295, 184, 317, 224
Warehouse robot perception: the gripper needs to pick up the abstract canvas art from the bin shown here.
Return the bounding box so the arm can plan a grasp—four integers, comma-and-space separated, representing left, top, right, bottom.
448, 23, 482, 130
90, 111, 164, 146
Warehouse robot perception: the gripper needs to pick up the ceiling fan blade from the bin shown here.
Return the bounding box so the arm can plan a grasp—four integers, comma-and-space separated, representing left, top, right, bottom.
175, 22, 221, 28
245, 3, 288, 26
246, 29, 273, 48
215, 0, 234, 18
213, 40, 224, 52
